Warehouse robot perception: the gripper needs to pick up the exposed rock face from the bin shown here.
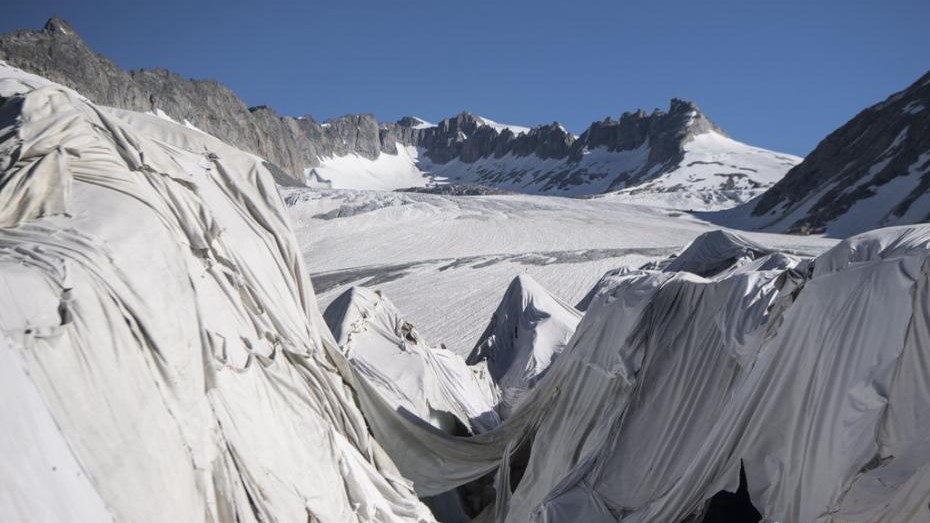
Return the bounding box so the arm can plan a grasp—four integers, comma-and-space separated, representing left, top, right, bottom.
310, 114, 388, 160
511, 123, 575, 159
408, 100, 719, 175
0, 18, 408, 185
399, 100, 784, 207
570, 99, 722, 164
0, 17, 795, 203
733, 70, 930, 236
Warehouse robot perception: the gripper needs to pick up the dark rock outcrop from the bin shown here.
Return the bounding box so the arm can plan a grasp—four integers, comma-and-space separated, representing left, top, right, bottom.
396, 184, 517, 196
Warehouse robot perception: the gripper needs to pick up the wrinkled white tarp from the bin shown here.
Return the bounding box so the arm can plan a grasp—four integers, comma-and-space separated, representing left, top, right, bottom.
324, 286, 500, 435
341, 226, 930, 522
663, 229, 778, 276
467, 274, 581, 418
0, 64, 434, 523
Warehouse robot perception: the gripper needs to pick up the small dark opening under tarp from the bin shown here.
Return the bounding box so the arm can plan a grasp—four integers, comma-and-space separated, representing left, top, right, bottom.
699, 461, 762, 523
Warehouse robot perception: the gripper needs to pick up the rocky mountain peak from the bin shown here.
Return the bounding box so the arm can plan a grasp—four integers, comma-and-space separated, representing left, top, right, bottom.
671, 98, 725, 137
444, 111, 483, 129
42, 16, 77, 37
619, 109, 648, 122
669, 97, 700, 114
571, 98, 721, 161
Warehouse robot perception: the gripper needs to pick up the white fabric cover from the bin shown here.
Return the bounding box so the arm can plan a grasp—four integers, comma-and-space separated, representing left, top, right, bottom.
324, 286, 500, 435
0, 64, 434, 523
343, 226, 930, 523
468, 274, 581, 418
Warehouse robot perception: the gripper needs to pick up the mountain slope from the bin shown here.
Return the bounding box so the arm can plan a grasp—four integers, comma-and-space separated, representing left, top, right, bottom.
604, 130, 801, 210
716, 69, 930, 236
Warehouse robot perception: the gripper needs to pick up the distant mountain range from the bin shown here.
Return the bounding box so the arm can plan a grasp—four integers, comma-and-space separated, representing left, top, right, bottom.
0, 17, 798, 210
2, 17, 928, 229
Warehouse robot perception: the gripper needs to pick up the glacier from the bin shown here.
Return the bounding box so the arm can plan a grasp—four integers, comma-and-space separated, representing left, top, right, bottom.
292, 187, 834, 353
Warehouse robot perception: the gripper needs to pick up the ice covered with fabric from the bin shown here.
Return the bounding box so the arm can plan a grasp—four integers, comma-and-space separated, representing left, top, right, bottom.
324, 286, 500, 435
467, 275, 581, 418
343, 226, 930, 522
0, 63, 434, 523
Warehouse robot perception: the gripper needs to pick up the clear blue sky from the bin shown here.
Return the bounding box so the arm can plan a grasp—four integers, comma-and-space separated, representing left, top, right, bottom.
3, 0, 929, 156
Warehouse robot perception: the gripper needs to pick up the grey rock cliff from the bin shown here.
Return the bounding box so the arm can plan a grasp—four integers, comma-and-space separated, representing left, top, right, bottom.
0, 17, 308, 184
0, 17, 407, 184
573, 99, 722, 159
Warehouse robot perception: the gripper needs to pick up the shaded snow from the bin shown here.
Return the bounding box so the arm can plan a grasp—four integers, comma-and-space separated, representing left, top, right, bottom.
828, 150, 930, 236
418, 142, 652, 196
718, 147, 930, 238
903, 100, 926, 115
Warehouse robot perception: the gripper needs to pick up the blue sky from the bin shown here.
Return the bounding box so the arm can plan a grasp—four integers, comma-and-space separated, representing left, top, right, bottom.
3, 0, 929, 156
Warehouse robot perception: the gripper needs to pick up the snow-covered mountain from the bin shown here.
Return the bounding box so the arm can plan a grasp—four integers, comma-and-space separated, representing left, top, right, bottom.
601, 130, 801, 210
0, 17, 798, 210
715, 68, 930, 236
312, 102, 799, 210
